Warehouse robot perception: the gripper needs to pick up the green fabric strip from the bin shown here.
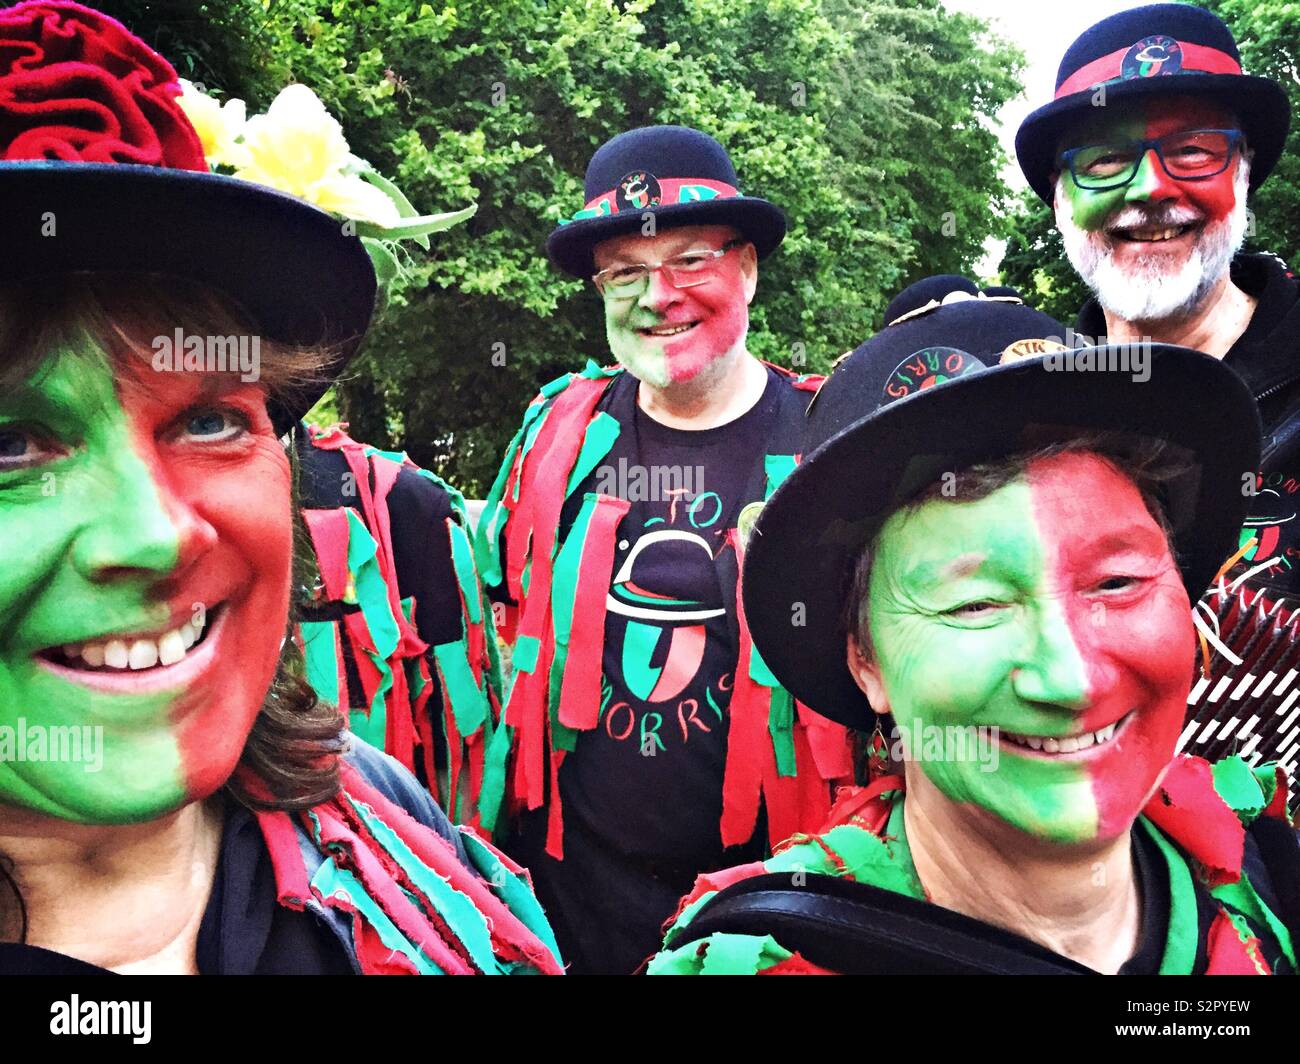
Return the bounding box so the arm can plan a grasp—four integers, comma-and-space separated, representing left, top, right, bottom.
458, 828, 564, 968
309, 859, 443, 974
300, 620, 341, 707
1138, 817, 1198, 975
446, 522, 483, 625
512, 635, 541, 674
1211, 755, 1267, 824
478, 716, 512, 834
763, 454, 798, 499
345, 794, 502, 974
433, 638, 489, 735
547, 494, 599, 731
747, 641, 780, 687
564, 412, 621, 498
699, 932, 791, 975
768, 687, 797, 777
345, 508, 400, 724
1211, 874, 1297, 970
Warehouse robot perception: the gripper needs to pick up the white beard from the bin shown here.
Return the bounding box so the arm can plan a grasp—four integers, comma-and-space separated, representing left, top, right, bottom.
1056, 161, 1250, 325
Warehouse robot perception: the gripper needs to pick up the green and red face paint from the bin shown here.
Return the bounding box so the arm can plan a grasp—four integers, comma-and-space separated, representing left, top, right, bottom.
865, 452, 1194, 843
599, 224, 751, 388
1055, 96, 1244, 277
0, 339, 292, 824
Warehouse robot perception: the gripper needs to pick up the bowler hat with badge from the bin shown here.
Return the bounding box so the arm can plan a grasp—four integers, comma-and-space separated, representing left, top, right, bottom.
1015, 3, 1291, 204
546, 124, 788, 278
740, 275, 1263, 730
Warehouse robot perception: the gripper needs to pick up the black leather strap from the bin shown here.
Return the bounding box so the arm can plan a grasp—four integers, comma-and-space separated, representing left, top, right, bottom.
672, 872, 1096, 975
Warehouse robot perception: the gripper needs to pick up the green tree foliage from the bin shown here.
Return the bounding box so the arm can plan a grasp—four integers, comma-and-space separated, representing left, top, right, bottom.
101, 0, 1022, 493
999, 0, 1300, 326
999, 189, 1091, 325
1196, 0, 1300, 261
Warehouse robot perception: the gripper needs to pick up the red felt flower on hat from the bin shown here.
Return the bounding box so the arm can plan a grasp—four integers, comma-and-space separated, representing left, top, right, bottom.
0, 0, 204, 169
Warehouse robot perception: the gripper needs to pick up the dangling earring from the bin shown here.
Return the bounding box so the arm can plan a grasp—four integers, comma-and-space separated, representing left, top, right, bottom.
867, 717, 891, 779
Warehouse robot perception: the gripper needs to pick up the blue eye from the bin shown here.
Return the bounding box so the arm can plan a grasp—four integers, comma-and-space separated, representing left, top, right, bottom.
0, 426, 63, 469
180, 409, 246, 442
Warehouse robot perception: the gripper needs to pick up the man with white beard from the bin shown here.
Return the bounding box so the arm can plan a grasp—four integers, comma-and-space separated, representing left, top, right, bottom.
1018, 4, 1300, 595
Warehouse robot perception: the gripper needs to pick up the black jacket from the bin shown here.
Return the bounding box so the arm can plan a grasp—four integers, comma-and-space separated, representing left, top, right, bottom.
1079, 251, 1300, 594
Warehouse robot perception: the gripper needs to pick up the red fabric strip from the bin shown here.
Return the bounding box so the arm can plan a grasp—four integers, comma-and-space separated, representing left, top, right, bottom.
557, 495, 631, 730
1142, 756, 1246, 887
1205, 911, 1269, 974
1056, 41, 1241, 99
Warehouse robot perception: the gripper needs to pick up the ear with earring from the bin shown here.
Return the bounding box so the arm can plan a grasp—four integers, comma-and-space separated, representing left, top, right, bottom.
866, 714, 893, 780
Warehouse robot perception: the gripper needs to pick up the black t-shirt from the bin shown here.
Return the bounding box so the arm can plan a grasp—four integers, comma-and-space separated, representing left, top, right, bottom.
508, 368, 788, 974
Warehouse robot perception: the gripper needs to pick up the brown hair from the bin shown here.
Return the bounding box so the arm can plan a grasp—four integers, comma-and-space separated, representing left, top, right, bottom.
0, 274, 351, 943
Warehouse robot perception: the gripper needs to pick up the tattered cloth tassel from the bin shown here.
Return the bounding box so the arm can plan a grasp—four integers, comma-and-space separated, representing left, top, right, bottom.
246, 761, 565, 975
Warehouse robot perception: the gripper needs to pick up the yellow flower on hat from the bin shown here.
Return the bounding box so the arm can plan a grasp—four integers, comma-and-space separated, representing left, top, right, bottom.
234, 83, 400, 227
177, 79, 251, 169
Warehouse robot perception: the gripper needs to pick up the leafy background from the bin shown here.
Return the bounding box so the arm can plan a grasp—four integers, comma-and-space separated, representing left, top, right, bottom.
101, 0, 1297, 491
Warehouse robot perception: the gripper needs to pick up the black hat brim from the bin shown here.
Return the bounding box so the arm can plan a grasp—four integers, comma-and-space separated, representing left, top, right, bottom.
742, 346, 1261, 730
1016, 74, 1291, 204
546, 196, 787, 278
0, 163, 377, 433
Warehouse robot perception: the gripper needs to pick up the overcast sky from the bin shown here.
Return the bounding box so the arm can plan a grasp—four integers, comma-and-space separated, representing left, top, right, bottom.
940, 0, 1145, 273
946, 0, 1149, 189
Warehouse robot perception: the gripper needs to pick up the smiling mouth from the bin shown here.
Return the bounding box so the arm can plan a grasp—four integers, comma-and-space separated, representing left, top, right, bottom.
34, 603, 225, 691
638, 321, 699, 338
1000, 710, 1134, 757
1108, 222, 1198, 244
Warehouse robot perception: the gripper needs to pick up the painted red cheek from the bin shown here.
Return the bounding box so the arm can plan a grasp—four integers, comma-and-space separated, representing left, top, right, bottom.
119, 381, 294, 800
1029, 453, 1193, 836
662, 274, 749, 382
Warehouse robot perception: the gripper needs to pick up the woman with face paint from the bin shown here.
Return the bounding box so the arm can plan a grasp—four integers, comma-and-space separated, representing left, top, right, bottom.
650, 276, 1299, 975
0, 1, 561, 975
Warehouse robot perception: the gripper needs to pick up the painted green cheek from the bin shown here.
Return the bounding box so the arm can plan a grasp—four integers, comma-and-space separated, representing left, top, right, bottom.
1061, 177, 1125, 233
0, 348, 185, 823
0, 665, 184, 823
604, 298, 669, 388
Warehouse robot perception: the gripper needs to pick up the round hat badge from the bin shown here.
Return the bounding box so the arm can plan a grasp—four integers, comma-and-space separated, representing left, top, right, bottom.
883, 346, 983, 402
1122, 35, 1183, 80
615, 170, 662, 212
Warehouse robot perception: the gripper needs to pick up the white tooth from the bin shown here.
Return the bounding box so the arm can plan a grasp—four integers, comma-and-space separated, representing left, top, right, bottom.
1058, 735, 1080, 753
128, 639, 159, 670
1042, 737, 1060, 753
1097, 723, 1116, 743
1076, 731, 1095, 749
104, 639, 130, 669
180, 623, 198, 649
82, 643, 106, 667
158, 629, 187, 666
1027, 736, 1043, 750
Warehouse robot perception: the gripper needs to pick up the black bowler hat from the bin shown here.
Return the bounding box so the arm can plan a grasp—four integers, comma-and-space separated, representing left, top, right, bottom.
1016, 3, 1291, 204
741, 277, 1261, 729
546, 125, 787, 278
0, 1, 376, 434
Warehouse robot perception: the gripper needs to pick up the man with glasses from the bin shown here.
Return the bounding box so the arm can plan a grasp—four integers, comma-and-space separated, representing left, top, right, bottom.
1017, 5, 1300, 595
473, 125, 852, 974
